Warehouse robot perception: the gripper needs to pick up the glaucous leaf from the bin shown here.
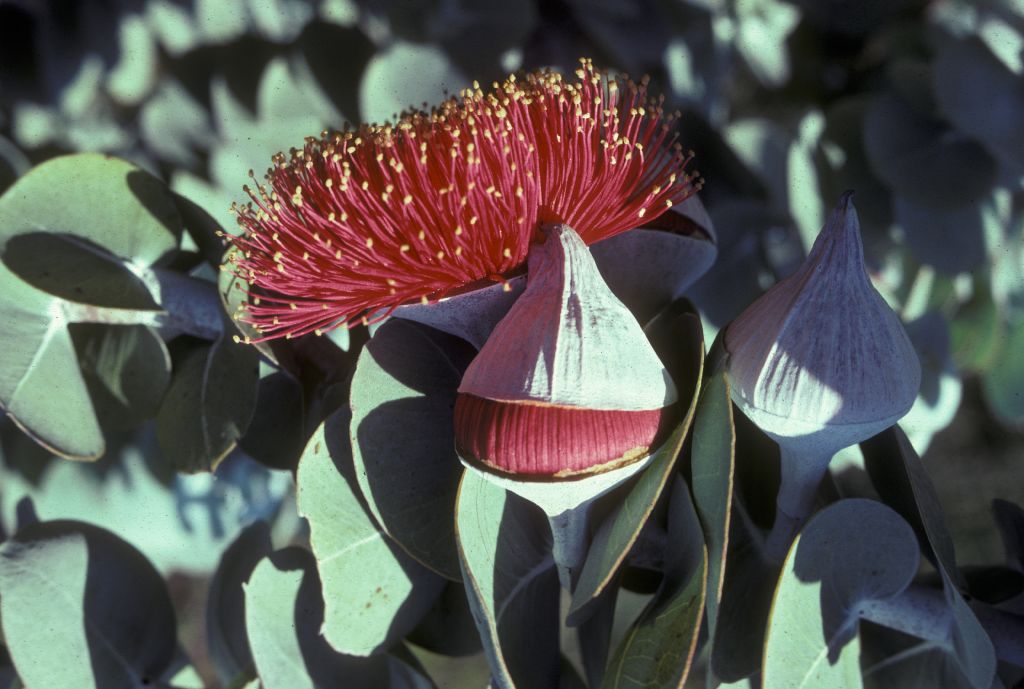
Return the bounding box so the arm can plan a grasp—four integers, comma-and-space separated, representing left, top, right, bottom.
238, 369, 307, 471
407, 580, 483, 657
864, 92, 997, 210
0, 430, 293, 575
156, 334, 260, 473
894, 195, 989, 274
0, 520, 177, 689
207, 521, 273, 686
590, 218, 718, 326
244, 547, 389, 689
601, 475, 707, 689
455, 470, 561, 689
296, 407, 445, 656
0, 154, 183, 459
568, 305, 705, 623
763, 499, 919, 689
1, 231, 159, 309
862, 427, 997, 688
359, 43, 468, 124
350, 318, 477, 581
71, 324, 171, 432
0, 153, 180, 265
0, 271, 106, 458
932, 39, 1024, 174
690, 364, 735, 636
862, 426, 962, 585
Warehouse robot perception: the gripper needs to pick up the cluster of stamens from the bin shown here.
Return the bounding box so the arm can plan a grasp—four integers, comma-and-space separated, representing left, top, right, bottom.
224, 58, 701, 341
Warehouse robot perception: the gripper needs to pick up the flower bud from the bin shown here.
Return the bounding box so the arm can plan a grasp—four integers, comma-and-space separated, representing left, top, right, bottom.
725, 192, 921, 455
454, 224, 679, 478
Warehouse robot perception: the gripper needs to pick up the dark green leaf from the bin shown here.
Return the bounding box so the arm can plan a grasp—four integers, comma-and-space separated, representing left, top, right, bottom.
862, 426, 963, 586
0, 520, 177, 689
950, 284, 1003, 373
690, 366, 735, 637
238, 370, 306, 471
602, 476, 707, 689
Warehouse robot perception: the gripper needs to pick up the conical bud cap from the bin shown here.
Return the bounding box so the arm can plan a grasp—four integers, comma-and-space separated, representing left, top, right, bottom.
725, 192, 921, 452
455, 224, 678, 476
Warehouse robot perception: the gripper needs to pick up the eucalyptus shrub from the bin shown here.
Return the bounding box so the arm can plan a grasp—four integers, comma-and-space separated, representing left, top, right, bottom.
0, 2, 1023, 689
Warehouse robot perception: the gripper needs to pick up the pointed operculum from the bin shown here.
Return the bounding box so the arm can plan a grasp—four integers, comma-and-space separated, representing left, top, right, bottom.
724, 192, 921, 450
454, 224, 678, 477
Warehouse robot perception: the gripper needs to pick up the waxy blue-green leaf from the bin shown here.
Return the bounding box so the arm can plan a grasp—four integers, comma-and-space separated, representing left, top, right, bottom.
932, 39, 1024, 175
407, 580, 483, 657
359, 43, 467, 124
455, 470, 561, 689
207, 522, 273, 686
602, 475, 707, 689
894, 195, 989, 274
568, 307, 704, 624
244, 547, 389, 689
690, 364, 735, 637
156, 333, 260, 473
350, 318, 477, 581
0, 153, 180, 265
864, 92, 997, 210
72, 324, 172, 432
862, 427, 997, 688
862, 426, 962, 587
238, 369, 306, 471
0, 154, 183, 459
0, 520, 177, 689
763, 499, 919, 689
0, 430, 293, 575
297, 407, 445, 656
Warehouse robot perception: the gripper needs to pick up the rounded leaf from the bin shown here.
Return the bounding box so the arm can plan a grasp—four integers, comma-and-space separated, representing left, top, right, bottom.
0, 520, 178, 689
763, 499, 919, 689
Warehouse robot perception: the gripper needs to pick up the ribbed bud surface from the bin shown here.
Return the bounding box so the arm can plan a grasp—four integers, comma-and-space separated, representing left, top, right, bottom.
725, 192, 921, 448
455, 224, 677, 476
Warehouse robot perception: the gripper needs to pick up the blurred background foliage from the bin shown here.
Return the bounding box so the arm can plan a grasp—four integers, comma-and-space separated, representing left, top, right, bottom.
0, 0, 1022, 686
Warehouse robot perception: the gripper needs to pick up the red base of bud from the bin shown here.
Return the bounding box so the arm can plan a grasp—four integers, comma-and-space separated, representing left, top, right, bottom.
454, 393, 677, 477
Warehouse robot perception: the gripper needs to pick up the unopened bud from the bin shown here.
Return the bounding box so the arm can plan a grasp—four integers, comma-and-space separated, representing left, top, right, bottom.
725, 191, 920, 455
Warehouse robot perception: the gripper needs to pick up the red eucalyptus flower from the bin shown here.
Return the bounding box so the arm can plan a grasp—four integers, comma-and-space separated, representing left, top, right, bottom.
225, 58, 700, 341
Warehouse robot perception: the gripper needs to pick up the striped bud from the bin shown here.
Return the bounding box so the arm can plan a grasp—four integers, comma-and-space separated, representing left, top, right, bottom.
725, 191, 921, 455
454, 224, 678, 477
